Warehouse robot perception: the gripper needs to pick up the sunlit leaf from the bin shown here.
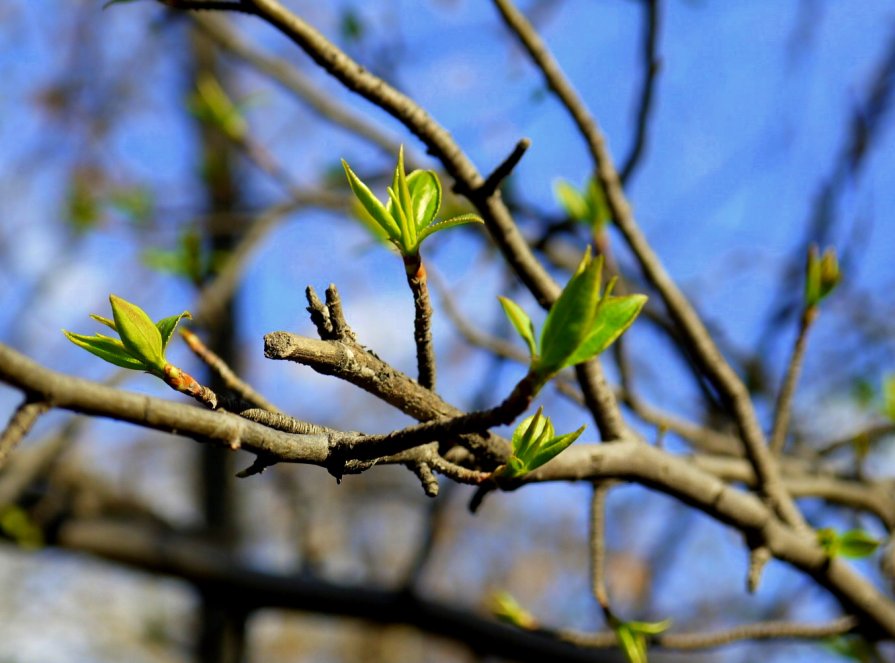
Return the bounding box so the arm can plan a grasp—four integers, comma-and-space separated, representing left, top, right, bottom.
489, 591, 538, 630
538, 250, 603, 374
156, 311, 192, 350
561, 293, 647, 369
89, 314, 117, 331
407, 169, 441, 230
554, 179, 589, 221
837, 530, 881, 559
526, 426, 585, 470
586, 177, 612, 229
341, 159, 400, 241
416, 213, 483, 245
109, 294, 165, 372
883, 375, 895, 422
62, 330, 148, 371
498, 296, 537, 358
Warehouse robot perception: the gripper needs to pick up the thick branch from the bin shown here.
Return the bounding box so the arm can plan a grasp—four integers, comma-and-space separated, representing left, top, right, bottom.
0, 343, 329, 465
0, 398, 50, 469
53, 518, 626, 663
518, 442, 895, 638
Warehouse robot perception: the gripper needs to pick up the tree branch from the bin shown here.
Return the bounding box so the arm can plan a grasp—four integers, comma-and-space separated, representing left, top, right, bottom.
490, 0, 805, 530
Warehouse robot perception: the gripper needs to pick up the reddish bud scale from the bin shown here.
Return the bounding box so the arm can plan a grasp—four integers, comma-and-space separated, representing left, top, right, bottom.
402, 254, 426, 281
163, 364, 218, 409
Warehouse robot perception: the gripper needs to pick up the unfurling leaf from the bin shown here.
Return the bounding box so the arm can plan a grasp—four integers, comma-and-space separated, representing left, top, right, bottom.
817, 527, 880, 559
883, 375, 895, 423
341, 159, 400, 241
499, 407, 584, 478
157, 311, 192, 350
110, 294, 165, 372
554, 179, 589, 221
415, 213, 483, 245
614, 618, 671, 663
61, 331, 148, 371
343, 146, 482, 256
805, 245, 841, 308
496, 246, 645, 383
407, 170, 441, 230
489, 591, 538, 630
498, 296, 537, 357
837, 530, 881, 559
537, 249, 604, 375
561, 294, 648, 368
554, 177, 611, 229
64, 296, 192, 378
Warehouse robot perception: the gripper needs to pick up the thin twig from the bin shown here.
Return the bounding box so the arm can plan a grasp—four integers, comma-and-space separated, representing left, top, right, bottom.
324, 284, 356, 343
590, 482, 612, 618
181, 328, 283, 413
560, 615, 857, 650
192, 13, 405, 159
478, 137, 531, 199
816, 421, 895, 458
0, 398, 50, 470
769, 308, 816, 456
162, 0, 255, 13
619, 0, 662, 184
404, 255, 436, 390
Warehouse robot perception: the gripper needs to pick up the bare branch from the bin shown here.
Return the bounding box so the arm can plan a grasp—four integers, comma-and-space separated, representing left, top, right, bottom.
0, 398, 50, 470
561, 615, 857, 650
619, 0, 662, 184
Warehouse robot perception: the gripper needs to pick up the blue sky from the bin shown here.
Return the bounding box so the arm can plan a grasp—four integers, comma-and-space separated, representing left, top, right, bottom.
1, 1, 894, 661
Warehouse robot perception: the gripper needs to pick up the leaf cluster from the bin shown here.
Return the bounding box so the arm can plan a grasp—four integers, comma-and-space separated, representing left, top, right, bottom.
498, 407, 584, 479
500, 249, 646, 382
342, 146, 482, 257
63, 295, 190, 377
805, 245, 841, 309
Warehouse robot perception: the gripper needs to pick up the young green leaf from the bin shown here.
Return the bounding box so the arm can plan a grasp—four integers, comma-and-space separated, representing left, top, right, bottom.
489, 591, 538, 630
89, 314, 117, 331
586, 177, 612, 229
883, 375, 895, 422
109, 294, 165, 372
386, 186, 413, 251
501, 408, 585, 478
837, 530, 881, 559
341, 159, 401, 241
816, 527, 839, 557
62, 331, 149, 371
498, 296, 537, 357
554, 179, 589, 222
538, 250, 603, 375
407, 169, 441, 230
526, 426, 585, 471
561, 293, 647, 369
616, 623, 648, 663
157, 311, 192, 350
614, 618, 670, 663
415, 213, 483, 245
394, 147, 415, 237
805, 245, 841, 308
512, 408, 552, 462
